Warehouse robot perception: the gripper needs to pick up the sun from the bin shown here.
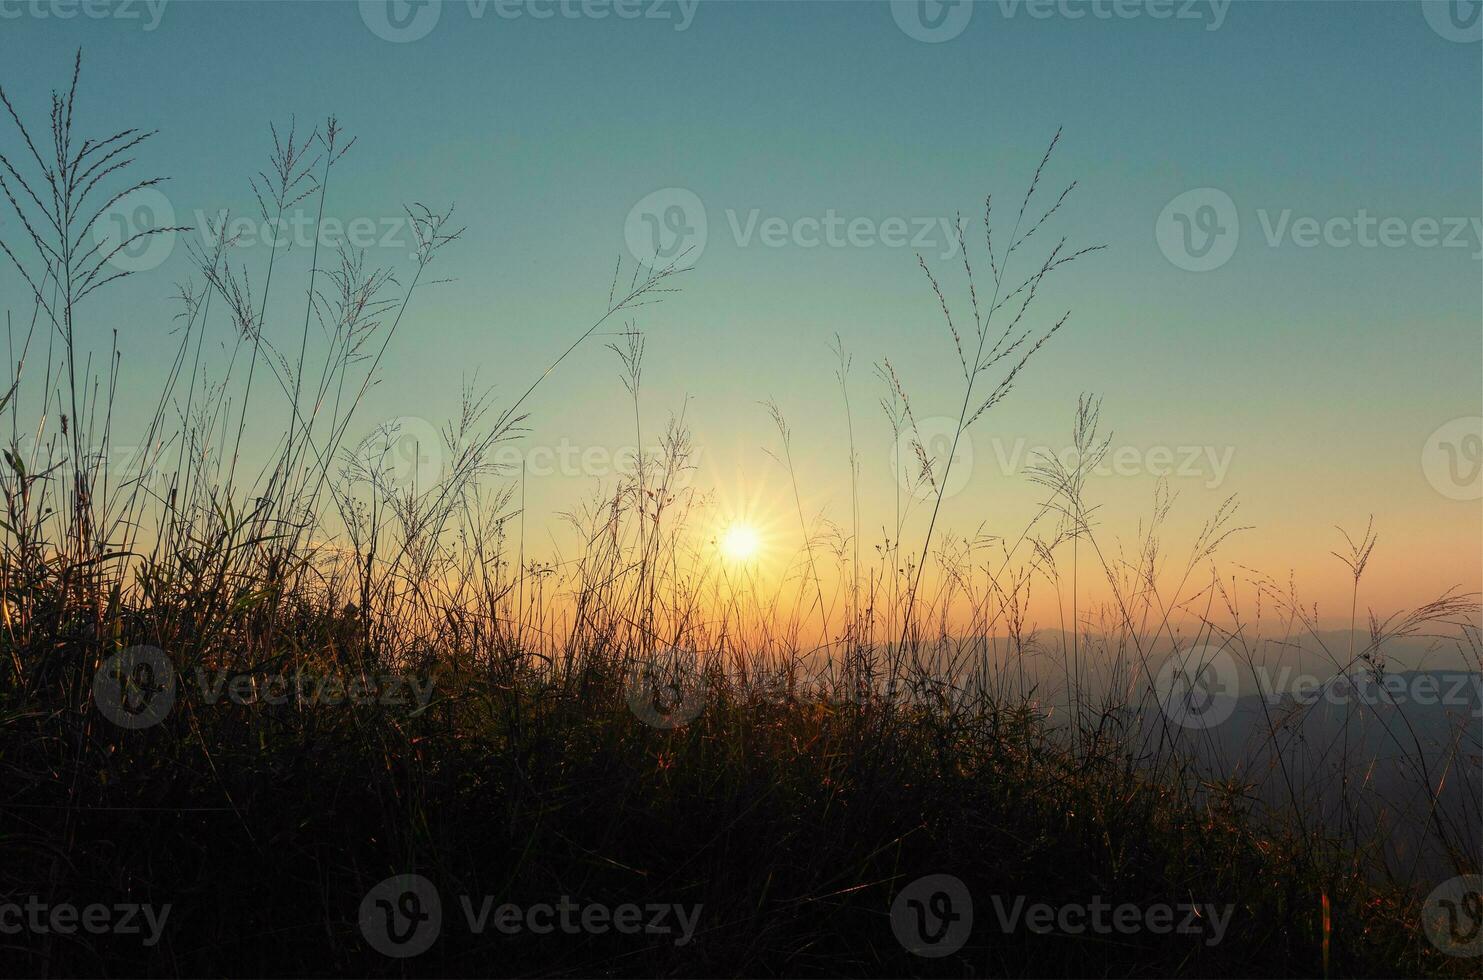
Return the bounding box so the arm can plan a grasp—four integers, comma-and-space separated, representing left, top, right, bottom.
720, 523, 761, 562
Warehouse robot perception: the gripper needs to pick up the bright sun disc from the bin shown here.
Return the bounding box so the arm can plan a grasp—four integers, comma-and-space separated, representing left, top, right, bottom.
720, 524, 760, 562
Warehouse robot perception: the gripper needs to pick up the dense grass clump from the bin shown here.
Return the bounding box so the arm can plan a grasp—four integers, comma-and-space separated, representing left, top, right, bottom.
0, 638, 1455, 977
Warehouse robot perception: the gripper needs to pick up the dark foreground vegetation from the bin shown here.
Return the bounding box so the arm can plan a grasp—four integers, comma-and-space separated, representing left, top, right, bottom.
4, 640, 1468, 978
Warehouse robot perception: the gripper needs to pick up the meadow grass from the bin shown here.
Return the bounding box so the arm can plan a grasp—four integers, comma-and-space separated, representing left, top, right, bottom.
0, 53, 1479, 978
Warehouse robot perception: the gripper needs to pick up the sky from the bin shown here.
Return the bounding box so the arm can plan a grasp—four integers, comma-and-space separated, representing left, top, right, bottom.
0, 0, 1478, 624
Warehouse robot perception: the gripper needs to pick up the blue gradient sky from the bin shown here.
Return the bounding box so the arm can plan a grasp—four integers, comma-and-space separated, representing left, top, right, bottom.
0, 0, 1478, 615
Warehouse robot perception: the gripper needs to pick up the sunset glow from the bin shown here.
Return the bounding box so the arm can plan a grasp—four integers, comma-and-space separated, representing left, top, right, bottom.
720, 523, 761, 562
1, 4, 1477, 976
